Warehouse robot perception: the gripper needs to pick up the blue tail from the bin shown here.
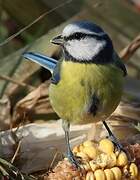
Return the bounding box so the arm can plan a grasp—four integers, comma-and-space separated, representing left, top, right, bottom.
23, 52, 57, 73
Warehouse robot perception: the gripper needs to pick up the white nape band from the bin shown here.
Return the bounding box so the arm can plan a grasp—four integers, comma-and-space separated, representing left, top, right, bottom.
63, 24, 106, 37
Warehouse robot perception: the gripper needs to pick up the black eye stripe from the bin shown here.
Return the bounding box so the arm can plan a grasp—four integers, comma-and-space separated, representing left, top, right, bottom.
64, 32, 107, 41
64, 32, 87, 41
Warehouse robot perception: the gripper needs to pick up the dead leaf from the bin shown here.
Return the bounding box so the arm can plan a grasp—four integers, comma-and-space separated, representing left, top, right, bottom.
0, 95, 11, 131
12, 81, 57, 127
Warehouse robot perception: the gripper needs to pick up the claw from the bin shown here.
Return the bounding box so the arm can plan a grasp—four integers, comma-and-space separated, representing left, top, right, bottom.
102, 121, 132, 162
108, 135, 132, 163
67, 150, 81, 169
108, 134, 123, 152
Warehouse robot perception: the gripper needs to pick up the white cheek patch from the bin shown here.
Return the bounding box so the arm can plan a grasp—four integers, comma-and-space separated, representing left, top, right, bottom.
65, 37, 106, 60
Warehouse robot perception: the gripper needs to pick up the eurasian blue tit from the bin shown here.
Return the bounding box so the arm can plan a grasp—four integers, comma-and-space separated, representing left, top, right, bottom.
23, 21, 127, 168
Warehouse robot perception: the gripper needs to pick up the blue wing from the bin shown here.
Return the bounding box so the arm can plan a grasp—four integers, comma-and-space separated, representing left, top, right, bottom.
23, 52, 61, 84
51, 59, 62, 84
113, 52, 127, 77
23, 52, 57, 74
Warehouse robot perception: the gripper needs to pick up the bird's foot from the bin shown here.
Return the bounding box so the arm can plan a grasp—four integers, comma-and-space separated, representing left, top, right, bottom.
108, 134, 132, 162
108, 134, 124, 152
67, 150, 81, 170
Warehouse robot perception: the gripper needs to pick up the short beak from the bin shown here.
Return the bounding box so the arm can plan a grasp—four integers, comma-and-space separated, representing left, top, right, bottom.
50, 35, 64, 45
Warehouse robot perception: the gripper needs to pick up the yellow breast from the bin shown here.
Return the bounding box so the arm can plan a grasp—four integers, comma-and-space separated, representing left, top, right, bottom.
49, 61, 124, 124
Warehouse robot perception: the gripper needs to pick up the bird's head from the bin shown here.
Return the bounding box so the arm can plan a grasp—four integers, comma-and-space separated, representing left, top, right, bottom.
51, 21, 114, 63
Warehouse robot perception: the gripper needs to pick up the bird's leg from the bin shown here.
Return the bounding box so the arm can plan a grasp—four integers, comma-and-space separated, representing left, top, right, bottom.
62, 120, 80, 169
102, 121, 132, 161
102, 120, 124, 151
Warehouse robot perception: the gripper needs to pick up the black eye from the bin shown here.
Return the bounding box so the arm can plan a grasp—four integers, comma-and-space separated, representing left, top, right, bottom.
74, 33, 83, 39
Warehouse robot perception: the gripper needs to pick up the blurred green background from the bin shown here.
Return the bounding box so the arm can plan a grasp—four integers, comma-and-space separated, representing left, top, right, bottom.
0, 0, 140, 58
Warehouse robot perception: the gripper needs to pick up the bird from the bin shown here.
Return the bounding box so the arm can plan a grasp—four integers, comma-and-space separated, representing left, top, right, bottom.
23, 20, 127, 168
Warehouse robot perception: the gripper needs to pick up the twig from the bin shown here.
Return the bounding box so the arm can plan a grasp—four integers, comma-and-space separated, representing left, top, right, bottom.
11, 140, 22, 164
49, 151, 59, 170
0, 0, 73, 47
0, 165, 9, 177
0, 157, 36, 179
119, 34, 140, 61
0, 74, 35, 91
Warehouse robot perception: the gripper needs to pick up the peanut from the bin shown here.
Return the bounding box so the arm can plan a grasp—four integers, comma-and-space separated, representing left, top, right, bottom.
86, 171, 95, 180
94, 169, 106, 180
129, 163, 138, 178
116, 152, 128, 167
111, 167, 122, 180
83, 146, 98, 159
104, 169, 115, 180
99, 139, 114, 154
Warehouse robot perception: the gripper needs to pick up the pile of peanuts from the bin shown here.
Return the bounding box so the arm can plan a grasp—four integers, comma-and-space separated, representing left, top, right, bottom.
72, 139, 138, 180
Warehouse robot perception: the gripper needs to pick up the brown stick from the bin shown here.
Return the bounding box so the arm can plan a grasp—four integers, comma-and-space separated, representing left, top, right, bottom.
0, 74, 35, 91
119, 34, 140, 61
0, 0, 73, 47
10, 140, 22, 164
